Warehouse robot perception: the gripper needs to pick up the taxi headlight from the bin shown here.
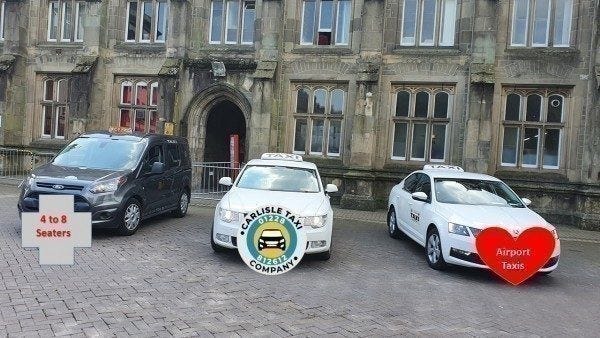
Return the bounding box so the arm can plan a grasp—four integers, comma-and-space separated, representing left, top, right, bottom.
303, 215, 327, 228
20, 174, 35, 189
219, 207, 240, 223
448, 222, 470, 236
551, 228, 559, 240
90, 177, 127, 194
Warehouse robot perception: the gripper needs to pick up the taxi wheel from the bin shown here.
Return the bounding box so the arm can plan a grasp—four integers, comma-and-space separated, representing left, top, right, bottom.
387, 207, 403, 239
117, 198, 142, 236
426, 227, 447, 270
171, 191, 190, 218
210, 228, 229, 253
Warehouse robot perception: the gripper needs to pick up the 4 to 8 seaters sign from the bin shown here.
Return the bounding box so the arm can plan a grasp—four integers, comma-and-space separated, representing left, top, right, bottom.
237, 206, 307, 275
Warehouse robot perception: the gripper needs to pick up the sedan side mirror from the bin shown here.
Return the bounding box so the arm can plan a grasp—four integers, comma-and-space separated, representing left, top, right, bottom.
151, 162, 165, 175
412, 191, 428, 202
325, 184, 338, 194
521, 197, 532, 206
219, 177, 233, 186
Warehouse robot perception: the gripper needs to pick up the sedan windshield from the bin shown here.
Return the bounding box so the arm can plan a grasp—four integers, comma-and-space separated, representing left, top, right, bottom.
434, 178, 524, 208
52, 137, 147, 171
236, 165, 321, 193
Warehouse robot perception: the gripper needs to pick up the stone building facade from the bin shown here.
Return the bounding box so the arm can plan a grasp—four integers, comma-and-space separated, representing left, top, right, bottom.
0, 0, 599, 230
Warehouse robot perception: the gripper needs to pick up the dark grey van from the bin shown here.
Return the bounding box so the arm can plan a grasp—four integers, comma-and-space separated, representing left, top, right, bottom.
18, 131, 192, 235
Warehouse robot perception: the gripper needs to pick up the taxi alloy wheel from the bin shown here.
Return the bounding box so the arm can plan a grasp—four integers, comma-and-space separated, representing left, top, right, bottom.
387, 208, 403, 239
426, 227, 447, 270
172, 191, 189, 218
118, 198, 142, 236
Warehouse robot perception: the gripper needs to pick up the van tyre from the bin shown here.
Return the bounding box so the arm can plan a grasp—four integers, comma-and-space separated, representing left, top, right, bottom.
211, 228, 229, 253
118, 198, 142, 236
387, 207, 403, 239
172, 191, 189, 218
426, 227, 447, 270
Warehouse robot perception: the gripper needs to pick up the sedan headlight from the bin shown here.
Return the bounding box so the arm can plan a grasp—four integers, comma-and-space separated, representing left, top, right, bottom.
303, 215, 327, 228
551, 228, 559, 240
448, 222, 470, 236
89, 177, 127, 194
219, 207, 241, 223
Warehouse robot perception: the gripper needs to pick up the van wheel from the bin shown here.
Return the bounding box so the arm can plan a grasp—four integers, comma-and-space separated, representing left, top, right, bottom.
387, 207, 403, 239
211, 228, 229, 253
172, 191, 189, 218
118, 198, 142, 236
426, 227, 447, 270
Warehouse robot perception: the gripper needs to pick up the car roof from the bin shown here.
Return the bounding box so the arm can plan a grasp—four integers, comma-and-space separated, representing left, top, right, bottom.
417, 169, 502, 181
80, 131, 188, 143
245, 158, 318, 170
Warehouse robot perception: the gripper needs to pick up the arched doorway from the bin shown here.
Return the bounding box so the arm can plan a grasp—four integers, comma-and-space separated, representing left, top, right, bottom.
203, 100, 246, 163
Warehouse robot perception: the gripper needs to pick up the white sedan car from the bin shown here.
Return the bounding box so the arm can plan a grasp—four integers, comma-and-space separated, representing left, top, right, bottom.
387, 165, 560, 273
211, 153, 337, 260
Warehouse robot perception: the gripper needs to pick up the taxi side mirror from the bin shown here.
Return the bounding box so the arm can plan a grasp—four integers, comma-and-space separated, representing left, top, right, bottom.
219, 177, 233, 186
412, 192, 428, 202
325, 184, 338, 194
521, 197, 532, 206
151, 162, 165, 175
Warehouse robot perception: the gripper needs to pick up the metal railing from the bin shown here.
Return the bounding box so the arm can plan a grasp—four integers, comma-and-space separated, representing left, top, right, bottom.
191, 162, 244, 200
0, 148, 56, 181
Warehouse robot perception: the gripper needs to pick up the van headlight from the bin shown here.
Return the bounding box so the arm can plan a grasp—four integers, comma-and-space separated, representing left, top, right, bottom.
448, 222, 470, 236
20, 174, 35, 189
219, 207, 240, 223
303, 215, 327, 228
89, 177, 127, 194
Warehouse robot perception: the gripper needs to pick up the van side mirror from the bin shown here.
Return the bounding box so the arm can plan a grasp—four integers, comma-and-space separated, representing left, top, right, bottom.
521, 197, 532, 206
151, 162, 165, 175
412, 192, 428, 202
325, 184, 338, 194
219, 177, 233, 186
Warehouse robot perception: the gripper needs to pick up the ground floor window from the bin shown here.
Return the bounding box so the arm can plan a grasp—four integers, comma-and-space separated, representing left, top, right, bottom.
41, 78, 70, 139
501, 88, 567, 169
292, 84, 346, 157
118, 79, 159, 133
391, 85, 453, 162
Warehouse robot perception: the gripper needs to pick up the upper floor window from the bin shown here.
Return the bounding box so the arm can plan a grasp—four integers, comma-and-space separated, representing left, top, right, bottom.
400, 0, 456, 47
391, 86, 453, 162
210, 0, 255, 44
511, 0, 573, 47
126, 0, 168, 43
119, 80, 160, 133
501, 89, 567, 169
47, 1, 85, 42
300, 0, 352, 46
41, 78, 70, 139
0, 1, 6, 42
293, 85, 346, 157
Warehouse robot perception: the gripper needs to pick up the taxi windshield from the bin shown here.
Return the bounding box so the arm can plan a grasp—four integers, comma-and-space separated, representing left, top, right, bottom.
52, 137, 147, 171
236, 165, 321, 193
434, 178, 524, 208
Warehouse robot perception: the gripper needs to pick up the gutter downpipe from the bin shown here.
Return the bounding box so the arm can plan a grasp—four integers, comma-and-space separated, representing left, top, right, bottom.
462, 0, 477, 168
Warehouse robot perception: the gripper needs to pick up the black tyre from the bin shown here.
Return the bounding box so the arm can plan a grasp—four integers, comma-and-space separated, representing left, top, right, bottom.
425, 227, 447, 270
210, 228, 229, 253
117, 198, 142, 236
171, 190, 190, 218
387, 207, 403, 239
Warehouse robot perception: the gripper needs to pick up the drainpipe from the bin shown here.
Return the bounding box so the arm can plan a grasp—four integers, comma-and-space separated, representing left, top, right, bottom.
462, 0, 477, 168
581, 0, 599, 182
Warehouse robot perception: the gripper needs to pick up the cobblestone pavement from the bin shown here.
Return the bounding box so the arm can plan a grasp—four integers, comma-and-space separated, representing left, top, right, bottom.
1, 187, 600, 336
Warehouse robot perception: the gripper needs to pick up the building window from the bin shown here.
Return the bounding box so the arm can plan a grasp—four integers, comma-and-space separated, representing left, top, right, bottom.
400, 0, 456, 47
47, 1, 85, 42
510, 0, 573, 47
41, 78, 69, 139
300, 0, 352, 46
210, 0, 255, 44
391, 87, 452, 162
501, 89, 567, 169
118, 80, 159, 133
293, 86, 345, 157
0, 1, 5, 42
125, 0, 168, 43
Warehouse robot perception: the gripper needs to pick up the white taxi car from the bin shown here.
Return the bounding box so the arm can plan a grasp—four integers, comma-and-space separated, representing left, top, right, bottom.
211, 153, 337, 260
387, 165, 560, 272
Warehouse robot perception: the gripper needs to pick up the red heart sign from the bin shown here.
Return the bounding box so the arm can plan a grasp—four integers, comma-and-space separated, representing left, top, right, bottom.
475, 227, 555, 285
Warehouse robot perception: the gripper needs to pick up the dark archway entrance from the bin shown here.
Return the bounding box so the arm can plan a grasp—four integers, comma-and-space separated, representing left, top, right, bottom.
203, 100, 246, 164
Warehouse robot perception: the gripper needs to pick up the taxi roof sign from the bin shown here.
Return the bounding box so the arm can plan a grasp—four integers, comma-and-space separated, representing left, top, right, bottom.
423, 164, 464, 172
108, 126, 133, 134
260, 153, 303, 162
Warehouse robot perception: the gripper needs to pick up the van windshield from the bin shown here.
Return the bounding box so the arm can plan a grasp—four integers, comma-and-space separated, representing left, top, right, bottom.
52, 137, 147, 171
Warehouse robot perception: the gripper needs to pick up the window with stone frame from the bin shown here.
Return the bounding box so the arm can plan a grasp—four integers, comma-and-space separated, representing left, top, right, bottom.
292, 85, 346, 157
0, 1, 6, 42
510, 0, 573, 47
300, 0, 352, 46
118, 80, 160, 133
391, 86, 453, 162
125, 0, 168, 43
209, 0, 256, 44
399, 0, 457, 47
46, 0, 86, 42
500, 89, 567, 169
41, 78, 70, 139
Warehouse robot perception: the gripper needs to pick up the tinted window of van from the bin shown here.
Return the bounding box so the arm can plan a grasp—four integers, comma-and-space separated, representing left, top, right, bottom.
166, 144, 181, 168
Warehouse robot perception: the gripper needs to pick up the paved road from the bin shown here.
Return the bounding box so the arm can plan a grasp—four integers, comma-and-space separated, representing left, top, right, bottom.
1, 191, 599, 336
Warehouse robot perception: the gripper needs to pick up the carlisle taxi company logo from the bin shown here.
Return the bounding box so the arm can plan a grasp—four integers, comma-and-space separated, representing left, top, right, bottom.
237, 206, 306, 275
